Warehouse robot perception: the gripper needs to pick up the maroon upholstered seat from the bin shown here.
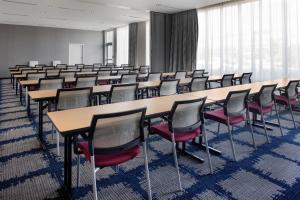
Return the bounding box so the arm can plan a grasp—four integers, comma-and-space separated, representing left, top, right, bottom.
78, 142, 140, 167
151, 123, 201, 142
248, 101, 273, 114
275, 95, 297, 105
204, 108, 245, 125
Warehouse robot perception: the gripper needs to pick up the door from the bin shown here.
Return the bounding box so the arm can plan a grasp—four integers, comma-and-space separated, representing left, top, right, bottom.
69, 44, 84, 65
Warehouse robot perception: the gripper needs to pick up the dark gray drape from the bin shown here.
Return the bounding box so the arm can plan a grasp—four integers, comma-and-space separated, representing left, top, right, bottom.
129, 23, 138, 67
150, 12, 171, 72
168, 9, 198, 72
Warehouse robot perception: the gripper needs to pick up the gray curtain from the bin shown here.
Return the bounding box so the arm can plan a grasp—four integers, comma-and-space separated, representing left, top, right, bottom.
168, 9, 198, 72
150, 12, 171, 72
129, 23, 138, 67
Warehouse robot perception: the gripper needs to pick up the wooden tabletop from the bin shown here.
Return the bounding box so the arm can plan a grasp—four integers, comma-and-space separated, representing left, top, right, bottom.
208, 74, 241, 81
44, 79, 290, 135
20, 78, 76, 87
48, 93, 212, 134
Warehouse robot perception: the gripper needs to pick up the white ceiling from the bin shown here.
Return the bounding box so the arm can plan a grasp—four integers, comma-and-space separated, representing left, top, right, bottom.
0, 0, 228, 31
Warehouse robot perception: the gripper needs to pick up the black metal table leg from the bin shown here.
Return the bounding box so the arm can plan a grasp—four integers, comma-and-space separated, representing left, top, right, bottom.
252, 113, 276, 131
192, 136, 222, 156
57, 135, 73, 199
38, 101, 46, 150
13, 77, 15, 88
177, 142, 205, 163
15, 80, 18, 95
19, 85, 23, 105
27, 92, 31, 118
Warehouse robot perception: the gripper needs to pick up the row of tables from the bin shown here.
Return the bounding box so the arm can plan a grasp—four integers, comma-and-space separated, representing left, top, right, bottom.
25, 77, 291, 198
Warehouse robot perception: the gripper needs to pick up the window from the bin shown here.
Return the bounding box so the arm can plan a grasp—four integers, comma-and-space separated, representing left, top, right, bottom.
197, 0, 300, 81
116, 26, 129, 66
146, 20, 150, 66
105, 30, 114, 64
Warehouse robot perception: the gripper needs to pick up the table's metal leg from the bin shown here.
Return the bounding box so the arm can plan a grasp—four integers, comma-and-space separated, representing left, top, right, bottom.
57, 135, 73, 200
15, 80, 18, 95
176, 142, 205, 163
27, 89, 31, 118
192, 136, 222, 156
38, 101, 46, 150
19, 85, 23, 105
252, 113, 277, 131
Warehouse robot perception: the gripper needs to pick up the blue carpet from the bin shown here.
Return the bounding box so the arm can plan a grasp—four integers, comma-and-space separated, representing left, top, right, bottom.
1, 79, 300, 199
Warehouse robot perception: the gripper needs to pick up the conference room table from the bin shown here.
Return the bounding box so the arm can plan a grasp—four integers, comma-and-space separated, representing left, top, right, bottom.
44, 78, 292, 199
26, 78, 193, 148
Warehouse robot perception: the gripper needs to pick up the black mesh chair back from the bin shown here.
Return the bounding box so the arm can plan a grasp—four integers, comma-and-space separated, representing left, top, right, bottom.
93, 63, 102, 68
192, 70, 205, 78
168, 97, 207, 133
22, 69, 38, 75
56, 64, 67, 69
67, 66, 78, 71
240, 73, 252, 84
159, 80, 179, 96
43, 66, 55, 70
16, 65, 29, 70
26, 72, 46, 80
221, 74, 234, 87
88, 107, 146, 154
123, 66, 134, 70
117, 69, 130, 75
76, 76, 97, 88
99, 67, 112, 71
56, 87, 92, 111
139, 66, 149, 74
81, 68, 94, 72
34, 65, 45, 70
285, 80, 299, 99
224, 89, 250, 117
39, 77, 64, 90
121, 74, 137, 84
256, 84, 277, 107
190, 77, 208, 92
46, 69, 60, 77
175, 71, 187, 79
60, 72, 76, 79
75, 64, 84, 69
98, 70, 112, 76
109, 83, 138, 103
147, 73, 161, 81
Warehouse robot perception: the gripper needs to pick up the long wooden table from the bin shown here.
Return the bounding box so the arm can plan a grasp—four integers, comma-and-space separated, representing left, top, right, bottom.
26, 78, 193, 147
44, 79, 292, 198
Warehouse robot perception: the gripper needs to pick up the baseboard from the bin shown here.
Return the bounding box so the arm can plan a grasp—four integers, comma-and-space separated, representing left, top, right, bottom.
0, 77, 10, 80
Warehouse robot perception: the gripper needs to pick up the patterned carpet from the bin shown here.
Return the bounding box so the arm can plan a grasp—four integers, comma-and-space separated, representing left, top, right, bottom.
1, 79, 300, 200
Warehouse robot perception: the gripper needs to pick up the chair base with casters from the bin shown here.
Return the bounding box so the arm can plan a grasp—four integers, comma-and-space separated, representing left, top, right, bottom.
75, 142, 152, 200
205, 108, 256, 161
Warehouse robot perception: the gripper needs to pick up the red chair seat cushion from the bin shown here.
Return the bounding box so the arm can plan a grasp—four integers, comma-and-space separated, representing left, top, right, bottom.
78, 142, 140, 167
248, 101, 273, 114
150, 123, 201, 142
275, 95, 297, 105
204, 108, 245, 125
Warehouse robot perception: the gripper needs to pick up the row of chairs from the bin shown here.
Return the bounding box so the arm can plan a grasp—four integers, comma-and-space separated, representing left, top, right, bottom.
13, 64, 149, 72
49, 80, 298, 199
